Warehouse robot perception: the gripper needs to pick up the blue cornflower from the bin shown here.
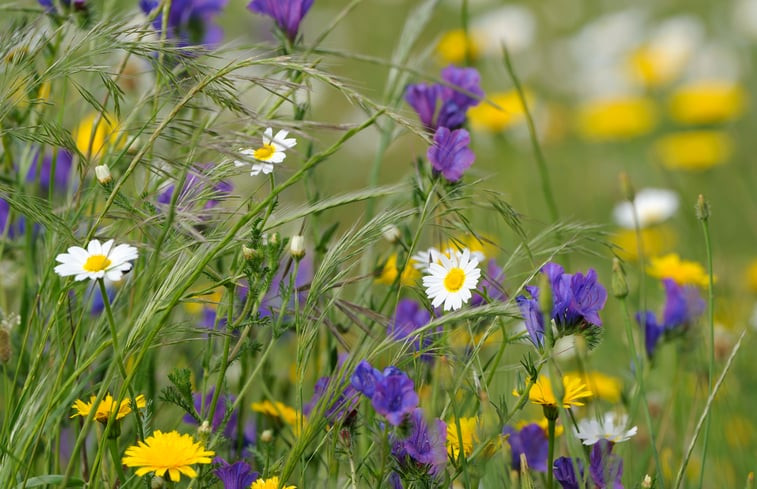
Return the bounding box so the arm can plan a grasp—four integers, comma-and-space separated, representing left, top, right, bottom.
351, 361, 418, 426
391, 408, 447, 478
471, 260, 507, 306
405, 65, 484, 131
248, 0, 314, 41
516, 262, 607, 346
426, 127, 475, 182
503, 423, 548, 472
553, 440, 623, 489
214, 458, 258, 489
635, 278, 705, 357
140, 0, 228, 48
387, 299, 438, 360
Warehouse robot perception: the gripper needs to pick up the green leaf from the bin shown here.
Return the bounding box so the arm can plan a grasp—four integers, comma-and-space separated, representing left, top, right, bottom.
13, 475, 85, 488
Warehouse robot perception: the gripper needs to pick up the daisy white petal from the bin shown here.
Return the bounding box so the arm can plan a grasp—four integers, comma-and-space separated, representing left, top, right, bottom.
54, 239, 138, 282
575, 412, 637, 445
422, 247, 481, 311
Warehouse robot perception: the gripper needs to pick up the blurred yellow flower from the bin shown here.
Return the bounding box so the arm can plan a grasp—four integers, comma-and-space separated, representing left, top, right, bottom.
746, 259, 757, 293
724, 415, 753, 447
567, 370, 622, 404
251, 477, 297, 489
436, 29, 480, 65
376, 253, 420, 286
183, 288, 223, 315
612, 226, 677, 262
73, 112, 125, 159
468, 90, 531, 132
515, 374, 592, 408
447, 416, 478, 458
576, 96, 657, 141
71, 393, 146, 424
446, 234, 498, 260
251, 400, 304, 432
669, 81, 747, 125
628, 45, 687, 88
655, 130, 732, 171
122, 430, 213, 482
515, 418, 564, 437
647, 253, 710, 287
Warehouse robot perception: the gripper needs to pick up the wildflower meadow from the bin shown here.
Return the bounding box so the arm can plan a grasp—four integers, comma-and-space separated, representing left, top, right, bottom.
2, 0, 757, 487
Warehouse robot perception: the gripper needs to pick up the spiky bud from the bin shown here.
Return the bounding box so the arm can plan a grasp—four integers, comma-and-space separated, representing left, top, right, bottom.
695, 194, 710, 221
611, 258, 629, 299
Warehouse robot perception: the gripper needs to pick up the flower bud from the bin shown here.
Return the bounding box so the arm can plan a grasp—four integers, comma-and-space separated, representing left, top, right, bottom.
641, 474, 652, 488
611, 258, 629, 299
695, 194, 710, 221
619, 172, 635, 202
0, 327, 10, 364
289, 235, 305, 260
151, 476, 165, 489
242, 245, 258, 261
197, 420, 212, 440
260, 429, 273, 443
382, 225, 401, 244
94, 165, 112, 184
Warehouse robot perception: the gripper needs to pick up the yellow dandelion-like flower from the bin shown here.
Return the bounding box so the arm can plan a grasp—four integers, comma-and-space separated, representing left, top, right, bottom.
251, 400, 304, 432
576, 96, 658, 141
468, 90, 532, 133
71, 393, 146, 423
251, 476, 297, 489
73, 112, 125, 160
436, 29, 480, 65
515, 418, 564, 437
447, 416, 479, 458
647, 253, 711, 287
654, 130, 732, 171
566, 371, 622, 404
375, 253, 420, 286
514, 375, 592, 408
122, 430, 214, 482
668, 81, 747, 125
612, 226, 677, 262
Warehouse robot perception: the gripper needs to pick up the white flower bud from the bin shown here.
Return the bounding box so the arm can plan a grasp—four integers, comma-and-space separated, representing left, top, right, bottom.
261, 429, 273, 443
289, 235, 305, 259
94, 165, 112, 184
641, 474, 652, 488
382, 225, 401, 243
151, 476, 165, 488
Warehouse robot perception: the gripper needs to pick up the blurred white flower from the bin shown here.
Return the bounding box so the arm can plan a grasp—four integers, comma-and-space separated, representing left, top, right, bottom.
472, 5, 536, 55
613, 188, 679, 229
575, 412, 638, 445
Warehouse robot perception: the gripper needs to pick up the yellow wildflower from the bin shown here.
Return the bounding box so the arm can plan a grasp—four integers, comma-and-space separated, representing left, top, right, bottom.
746, 259, 757, 293
447, 416, 479, 458
515, 374, 592, 408
376, 253, 420, 286
436, 29, 480, 65
576, 96, 657, 141
628, 44, 688, 88
73, 112, 125, 159
251, 400, 304, 432
122, 430, 214, 482
612, 226, 677, 262
515, 418, 564, 437
655, 130, 732, 171
669, 81, 747, 125
468, 90, 531, 132
647, 253, 710, 287
566, 371, 622, 404
71, 393, 146, 423
251, 476, 297, 489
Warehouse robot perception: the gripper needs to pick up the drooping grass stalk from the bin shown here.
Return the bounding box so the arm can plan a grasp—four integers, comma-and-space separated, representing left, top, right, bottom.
696, 195, 715, 488
674, 329, 746, 489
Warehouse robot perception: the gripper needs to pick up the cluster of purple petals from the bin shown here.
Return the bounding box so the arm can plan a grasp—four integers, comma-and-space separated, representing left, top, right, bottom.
426, 127, 475, 183
0, 199, 22, 239
26, 149, 74, 193
390, 408, 447, 478
157, 165, 232, 212
304, 375, 359, 425
405, 65, 483, 132
516, 262, 607, 346
471, 260, 507, 306
554, 440, 623, 489
503, 424, 548, 472
140, 0, 228, 48
635, 278, 705, 357
38, 0, 86, 13
351, 360, 418, 426
247, 0, 313, 41
387, 299, 440, 361
184, 389, 255, 456
214, 458, 259, 489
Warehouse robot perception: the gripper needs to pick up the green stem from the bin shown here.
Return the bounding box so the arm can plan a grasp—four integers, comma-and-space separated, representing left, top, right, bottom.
108, 437, 126, 485
697, 202, 715, 488
546, 411, 556, 489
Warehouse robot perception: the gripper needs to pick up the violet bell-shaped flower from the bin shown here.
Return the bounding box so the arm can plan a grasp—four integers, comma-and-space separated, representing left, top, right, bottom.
426, 127, 475, 182
248, 0, 314, 41
405, 65, 484, 131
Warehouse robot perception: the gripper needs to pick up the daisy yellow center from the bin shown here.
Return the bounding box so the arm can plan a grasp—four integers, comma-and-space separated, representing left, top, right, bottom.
444, 267, 466, 292
254, 143, 276, 161
83, 254, 112, 272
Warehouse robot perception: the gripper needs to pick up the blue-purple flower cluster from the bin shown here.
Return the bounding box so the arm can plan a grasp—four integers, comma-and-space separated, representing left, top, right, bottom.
554, 440, 624, 489
351, 361, 418, 426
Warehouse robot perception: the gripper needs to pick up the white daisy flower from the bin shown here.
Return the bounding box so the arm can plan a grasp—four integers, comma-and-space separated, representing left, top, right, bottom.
613, 188, 679, 229
234, 128, 297, 176
54, 239, 138, 282
412, 247, 485, 274
422, 248, 481, 311
575, 412, 638, 445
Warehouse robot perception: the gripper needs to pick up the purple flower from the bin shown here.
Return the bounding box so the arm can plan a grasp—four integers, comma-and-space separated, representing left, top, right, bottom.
387, 299, 439, 360
26, 149, 73, 193
426, 127, 475, 182
247, 0, 314, 41
553, 457, 584, 489
0, 199, 17, 239
90, 283, 115, 316
391, 408, 447, 477
214, 458, 258, 489
405, 65, 483, 131
471, 260, 507, 306
351, 361, 418, 426
503, 424, 548, 472
388, 472, 404, 489
183, 389, 237, 436
589, 440, 623, 489
351, 360, 382, 398
157, 166, 232, 212
140, 0, 228, 48
515, 285, 545, 346
304, 375, 359, 425
635, 278, 704, 357
38, 0, 86, 13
